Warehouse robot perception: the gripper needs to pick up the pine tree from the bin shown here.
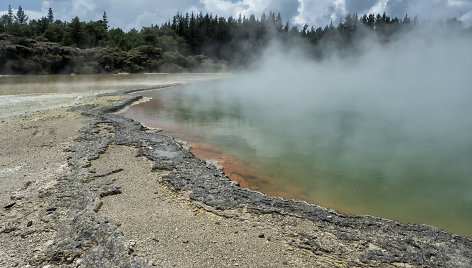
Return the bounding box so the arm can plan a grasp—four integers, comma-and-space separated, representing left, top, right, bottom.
261, 12, 267, 23
403, 14, 411, 24
275, 13, 283, 30
102, 11, 108, 30
14, 6, 29, 25
7, 5, 13, 25
328, 20, 335, 31
47, 8, 54, 24
69, 16, 83, 47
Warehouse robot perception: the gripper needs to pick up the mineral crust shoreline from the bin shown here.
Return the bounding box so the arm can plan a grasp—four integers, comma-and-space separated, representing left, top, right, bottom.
1, 92, 471, 267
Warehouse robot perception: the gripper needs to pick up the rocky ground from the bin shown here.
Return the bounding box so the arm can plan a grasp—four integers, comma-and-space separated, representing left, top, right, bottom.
0, 92, 471, 267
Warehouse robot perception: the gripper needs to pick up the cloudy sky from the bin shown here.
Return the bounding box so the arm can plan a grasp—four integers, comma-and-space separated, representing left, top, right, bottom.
2, 0, 472, 31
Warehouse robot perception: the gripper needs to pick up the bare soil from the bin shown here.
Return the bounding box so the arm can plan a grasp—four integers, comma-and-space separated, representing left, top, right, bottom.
0, 107, 85, 267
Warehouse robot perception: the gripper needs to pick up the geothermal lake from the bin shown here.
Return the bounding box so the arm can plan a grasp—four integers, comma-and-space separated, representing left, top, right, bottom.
2, 72, 470, 238
124, 79, 472, 238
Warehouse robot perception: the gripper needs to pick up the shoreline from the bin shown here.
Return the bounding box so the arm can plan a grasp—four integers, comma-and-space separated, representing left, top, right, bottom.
167, 139, 362, 217
1, 91, 471, 267
120, 89, 469, 234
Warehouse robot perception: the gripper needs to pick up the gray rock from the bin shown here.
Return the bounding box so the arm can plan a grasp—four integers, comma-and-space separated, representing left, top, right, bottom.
3, 202, 16, 209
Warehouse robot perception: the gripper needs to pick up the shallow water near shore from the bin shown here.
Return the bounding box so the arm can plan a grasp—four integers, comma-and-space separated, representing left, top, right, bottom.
124, 82, 472, 238
0, 73, 226, 118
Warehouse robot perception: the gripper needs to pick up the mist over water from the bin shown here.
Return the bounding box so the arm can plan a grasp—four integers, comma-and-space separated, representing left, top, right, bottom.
124, 27, 472, 237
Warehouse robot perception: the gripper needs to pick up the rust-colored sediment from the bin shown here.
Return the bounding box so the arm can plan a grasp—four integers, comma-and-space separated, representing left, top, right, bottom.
189, 142, 358, 215
189, 142, 254, 189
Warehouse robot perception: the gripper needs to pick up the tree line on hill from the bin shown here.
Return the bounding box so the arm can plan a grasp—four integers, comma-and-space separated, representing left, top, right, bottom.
0, 5, 470, 74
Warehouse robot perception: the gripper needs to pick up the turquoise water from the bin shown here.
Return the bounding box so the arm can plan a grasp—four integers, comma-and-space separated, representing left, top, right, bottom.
124, 81, 472, 238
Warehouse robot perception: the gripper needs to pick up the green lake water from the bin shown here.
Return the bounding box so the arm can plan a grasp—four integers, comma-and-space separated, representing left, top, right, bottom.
124, 80, 472, 238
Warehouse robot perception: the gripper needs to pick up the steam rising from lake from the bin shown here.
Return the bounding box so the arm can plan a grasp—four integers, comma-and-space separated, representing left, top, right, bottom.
133, 27, 472, 235
215, 28, 472, 181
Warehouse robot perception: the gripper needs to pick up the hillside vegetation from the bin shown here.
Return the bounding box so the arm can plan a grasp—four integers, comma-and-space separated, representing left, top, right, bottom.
1, 5, 470, 74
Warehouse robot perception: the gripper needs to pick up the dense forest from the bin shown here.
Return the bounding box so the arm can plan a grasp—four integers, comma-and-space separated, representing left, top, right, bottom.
0, 5, 470, 74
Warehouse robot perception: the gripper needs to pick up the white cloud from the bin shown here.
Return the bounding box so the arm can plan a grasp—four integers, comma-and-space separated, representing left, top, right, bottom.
447, 0, 468, 7
127, 11, 160, 30
294, 0, 348, 27
459, 10, 472, 25
404, 0, 472, 25
332, 0, 348, 20
368, 0, 389, 15
37, 0, 101, 22
198, 0, 243, 15
25, 10, 44, 21
192, 0, 284, 19
5, 0, 471, 30
71, 0, 96, 16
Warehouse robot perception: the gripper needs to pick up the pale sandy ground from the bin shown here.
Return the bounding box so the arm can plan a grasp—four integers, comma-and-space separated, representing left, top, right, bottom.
0, 93, 89, 119
4, 86, 465, 267
0, 94, 340, 267
95, 145, 326, 267
0, 105, 87, 267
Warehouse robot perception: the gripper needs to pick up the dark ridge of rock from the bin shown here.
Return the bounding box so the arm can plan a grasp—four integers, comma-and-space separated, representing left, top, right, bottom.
93, 168, 124, 178
45, 99, 149, 266
67, 104, 99, 113
45, 95, 472, 267
49, 211, 145, 267
3, 202, 16, 209
99, 95, 144, 114
97, 84, 181, 97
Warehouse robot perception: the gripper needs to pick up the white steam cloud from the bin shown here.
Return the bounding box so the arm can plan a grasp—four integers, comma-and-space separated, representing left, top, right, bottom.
119, 24, 472, 235
193, 26, 472, 232
219, 27, 472, 176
